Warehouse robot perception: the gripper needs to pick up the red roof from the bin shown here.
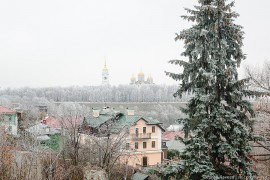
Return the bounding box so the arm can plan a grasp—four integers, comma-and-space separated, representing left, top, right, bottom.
162, 131, 185, 141
43, 116, 62, 129
0, 105, 16, 114
43, 115, 83, 129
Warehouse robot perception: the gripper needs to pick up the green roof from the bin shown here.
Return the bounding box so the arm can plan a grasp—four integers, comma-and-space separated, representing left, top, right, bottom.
131, 172, 149, 180
84, 113, 113, 128
84, 111, 163, 130
117, 115, 161, 127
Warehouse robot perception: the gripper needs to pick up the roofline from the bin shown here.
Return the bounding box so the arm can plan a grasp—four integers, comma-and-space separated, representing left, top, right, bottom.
156, 124, 166, 132
135, 117, 165, 132
0, 112, 16, 114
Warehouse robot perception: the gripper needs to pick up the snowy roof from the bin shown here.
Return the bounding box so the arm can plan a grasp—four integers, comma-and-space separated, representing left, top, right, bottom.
131, 172, 149, 180
162, 131, 185, 141
166, 140, 185, 152
26, 123, 60, 136
85, 112, 165, 132
167, 124, 183, 131
36, 135, 50, 141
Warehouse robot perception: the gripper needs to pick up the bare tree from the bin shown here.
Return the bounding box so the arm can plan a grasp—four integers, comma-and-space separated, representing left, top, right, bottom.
246, 60, 270, 92
53, 103, 90, 166
79, 112, 138, 179
245, 62, 270, 178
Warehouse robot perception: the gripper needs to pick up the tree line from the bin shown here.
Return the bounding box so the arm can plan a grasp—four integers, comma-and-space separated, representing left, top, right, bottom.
0, 84, 191, 103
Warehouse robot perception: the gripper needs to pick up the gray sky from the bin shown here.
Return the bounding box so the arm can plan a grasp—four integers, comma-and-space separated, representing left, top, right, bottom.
0, 0, 269, 88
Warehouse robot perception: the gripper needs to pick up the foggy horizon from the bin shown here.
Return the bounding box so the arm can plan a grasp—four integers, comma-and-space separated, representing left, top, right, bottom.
1, 0, 269, 88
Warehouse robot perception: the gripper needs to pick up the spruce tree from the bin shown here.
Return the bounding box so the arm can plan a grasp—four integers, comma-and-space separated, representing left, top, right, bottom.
166, 0, 257, 179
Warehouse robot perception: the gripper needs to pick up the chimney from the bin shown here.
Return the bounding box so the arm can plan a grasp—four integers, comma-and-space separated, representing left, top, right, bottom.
93, 109, 100, 118
126, 108, 135, 116
102, 106, 110, 114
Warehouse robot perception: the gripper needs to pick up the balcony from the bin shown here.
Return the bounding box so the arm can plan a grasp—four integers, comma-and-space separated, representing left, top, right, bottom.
130, 133, 151, 140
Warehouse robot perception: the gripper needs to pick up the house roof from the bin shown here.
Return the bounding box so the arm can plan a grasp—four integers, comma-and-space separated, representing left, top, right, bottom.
36, 135, 50, 141
26, 123, 60, 136
166, 140, 185, 152
162, 131, 185, 141
84, 113, 115, 128
84, 111, 165, 132
43, 116, 62, 129
131, 172, 149, 180
116, 115, 165, 131
43, 115, 83, 129
0, 105, 16, 114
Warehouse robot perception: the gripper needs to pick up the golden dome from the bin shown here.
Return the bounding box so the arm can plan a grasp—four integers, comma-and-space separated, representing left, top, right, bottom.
130, 74, 136, 81
138, 70, 144, 76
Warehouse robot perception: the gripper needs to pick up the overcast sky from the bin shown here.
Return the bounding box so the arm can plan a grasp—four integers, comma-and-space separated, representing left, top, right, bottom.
0, 0, 269, 88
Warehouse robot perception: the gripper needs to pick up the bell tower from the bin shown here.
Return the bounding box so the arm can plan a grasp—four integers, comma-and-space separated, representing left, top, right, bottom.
102, 60, 109, 85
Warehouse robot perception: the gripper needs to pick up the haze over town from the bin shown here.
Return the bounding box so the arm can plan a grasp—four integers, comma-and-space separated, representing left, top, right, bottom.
0, 0, 269, 88
1, 0, 270, 179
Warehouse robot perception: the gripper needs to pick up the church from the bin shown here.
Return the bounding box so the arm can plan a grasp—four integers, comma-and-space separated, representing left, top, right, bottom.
130, 70, 154, 85
101, 61, 154, 85
101, 61, 109, 86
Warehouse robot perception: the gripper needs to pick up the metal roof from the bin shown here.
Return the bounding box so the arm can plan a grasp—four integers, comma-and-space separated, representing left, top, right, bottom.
131, 172, 149, 180
26, 123, 60, 136
84, 111, 164, 131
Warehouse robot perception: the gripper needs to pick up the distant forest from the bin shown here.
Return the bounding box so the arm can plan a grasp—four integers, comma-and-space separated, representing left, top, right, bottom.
0, 85, 190, 103
0, 85, 192, 127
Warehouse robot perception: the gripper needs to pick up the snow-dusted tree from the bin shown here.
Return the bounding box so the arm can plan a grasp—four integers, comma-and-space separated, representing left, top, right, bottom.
166, 0, 258, 179
246, 60, 270, 93
51, 103, 90, 166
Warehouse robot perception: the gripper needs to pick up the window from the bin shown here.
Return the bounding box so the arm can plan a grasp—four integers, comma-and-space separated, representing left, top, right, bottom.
135, 128, 139, 136
8, 126, 12, 133
143, 127, 146, 133
52, 139, 57, 145
162, 142, 167, 147
126, 143, 130, 150
8, 115, 12, 121
152, 141, 155, 148
152, 126, 155, 133
143, 142, 147, 149
135, 142, 138, 149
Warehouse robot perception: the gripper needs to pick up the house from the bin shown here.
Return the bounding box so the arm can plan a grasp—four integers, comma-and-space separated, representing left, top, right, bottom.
82, 108, 165, 167
0, 105, 19, 136
162, 131, 185, 153
25, 123, 61, 150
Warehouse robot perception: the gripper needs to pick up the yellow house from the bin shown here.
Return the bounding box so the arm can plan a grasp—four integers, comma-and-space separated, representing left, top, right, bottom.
83, 108, 165, 167
125, 117, 165, 167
